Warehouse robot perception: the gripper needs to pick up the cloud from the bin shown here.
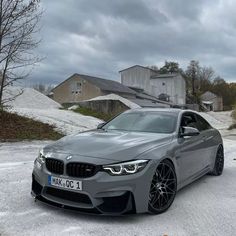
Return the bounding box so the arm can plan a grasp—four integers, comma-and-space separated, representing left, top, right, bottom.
30, 0, 236, 85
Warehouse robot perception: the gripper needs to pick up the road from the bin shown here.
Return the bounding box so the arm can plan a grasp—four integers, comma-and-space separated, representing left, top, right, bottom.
0, 139, 236, 236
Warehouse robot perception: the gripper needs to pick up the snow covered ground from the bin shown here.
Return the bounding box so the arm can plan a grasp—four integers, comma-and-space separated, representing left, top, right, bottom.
3, 86, 61, 109
199, 111, 236, 139
3, 87, 102, 135
199, 111, 234, 130
10, 107, 102, 135
0, 137, 236, 236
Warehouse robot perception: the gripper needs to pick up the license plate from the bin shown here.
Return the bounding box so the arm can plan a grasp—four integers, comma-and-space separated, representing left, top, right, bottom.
48, 176, 82, 191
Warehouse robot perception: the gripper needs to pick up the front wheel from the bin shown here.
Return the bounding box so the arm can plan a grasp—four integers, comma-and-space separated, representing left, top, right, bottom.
211, 145, 224, 176
148, 159, 177, 214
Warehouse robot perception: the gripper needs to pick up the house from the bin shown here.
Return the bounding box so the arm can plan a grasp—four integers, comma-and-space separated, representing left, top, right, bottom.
201, 91, 223, 111
150, 73, 186, 105
51, 73, 136, 104
127, 88, 172, 108
120, 65, 186, 105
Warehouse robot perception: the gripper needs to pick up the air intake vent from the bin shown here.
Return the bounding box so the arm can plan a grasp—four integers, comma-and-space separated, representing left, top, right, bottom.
45, 187, 92, 204
45, 158, 64, 175
66, 162, 98, 178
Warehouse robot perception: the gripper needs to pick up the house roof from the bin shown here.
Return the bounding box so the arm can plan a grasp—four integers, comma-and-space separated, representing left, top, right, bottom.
119, 65, 184, 81
129, 98, 170, 108
126, 85, 174, 105
200, 91, 220, 100
150, 73, 180, 79
119, 65, 158, 73
135, 91, 172, 105
202, 101, 214, 105
52, 73, 136, 95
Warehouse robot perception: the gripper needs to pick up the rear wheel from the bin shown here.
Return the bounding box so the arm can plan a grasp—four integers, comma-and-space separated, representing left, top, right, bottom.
211, 145, 224, 176
148, 159, 177, 214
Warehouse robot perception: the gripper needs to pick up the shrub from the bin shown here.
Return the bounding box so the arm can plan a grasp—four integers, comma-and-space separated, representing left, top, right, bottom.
228, 123, 236, 130
232, 107, 236, 120
228, 106, 236, 130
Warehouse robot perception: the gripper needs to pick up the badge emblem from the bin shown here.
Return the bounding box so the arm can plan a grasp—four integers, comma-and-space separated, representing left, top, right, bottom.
66, 155, 72, 160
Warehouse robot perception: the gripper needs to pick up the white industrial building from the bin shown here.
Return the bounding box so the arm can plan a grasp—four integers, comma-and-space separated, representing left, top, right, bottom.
120, 65, 186, 105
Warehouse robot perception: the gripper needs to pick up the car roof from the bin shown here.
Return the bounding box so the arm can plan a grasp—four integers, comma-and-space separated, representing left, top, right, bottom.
126, 108, 203, 116
127, 108, 183, 114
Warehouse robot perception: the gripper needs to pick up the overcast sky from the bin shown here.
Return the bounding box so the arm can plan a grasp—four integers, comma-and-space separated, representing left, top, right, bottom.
29, 0, 236, 85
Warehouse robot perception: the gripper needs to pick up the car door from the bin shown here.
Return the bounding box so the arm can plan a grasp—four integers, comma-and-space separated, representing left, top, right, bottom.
176, 112, 206, 185
194, 114, 215, 168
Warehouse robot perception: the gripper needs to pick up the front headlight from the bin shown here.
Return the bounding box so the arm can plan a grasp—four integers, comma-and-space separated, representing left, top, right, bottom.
103, 160, 149, 176
37, 150, 45, 163
34, 150, 45, 169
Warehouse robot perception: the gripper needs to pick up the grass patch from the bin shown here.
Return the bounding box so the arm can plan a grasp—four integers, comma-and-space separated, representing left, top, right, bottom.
232, 109, 236, 120
228, 123, 236, 130
73, 107, 114, 122
228, 108, 236, 130
0, 110, 64, 141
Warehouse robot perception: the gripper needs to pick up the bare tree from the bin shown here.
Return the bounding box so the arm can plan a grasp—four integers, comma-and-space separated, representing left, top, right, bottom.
198, 66, 214, 91
33, 82, 45, 93
0, 0, 42, 107
200, 66, 214, 81
185, 60, 200, 96
33, 83, 55, 95
147, 65, 159, 72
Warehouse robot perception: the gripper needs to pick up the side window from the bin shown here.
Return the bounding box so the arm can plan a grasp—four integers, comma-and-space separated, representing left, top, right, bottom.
180, 113, 198, 129
195, 114, 211, 131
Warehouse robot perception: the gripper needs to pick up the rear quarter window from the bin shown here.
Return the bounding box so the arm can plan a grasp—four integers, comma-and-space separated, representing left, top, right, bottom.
195, 114, 212, 131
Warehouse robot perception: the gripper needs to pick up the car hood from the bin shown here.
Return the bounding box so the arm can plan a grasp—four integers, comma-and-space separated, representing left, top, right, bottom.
43, 130, 174, 163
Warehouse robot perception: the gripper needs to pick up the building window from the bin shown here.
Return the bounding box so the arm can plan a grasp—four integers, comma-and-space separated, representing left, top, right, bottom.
71, 81, 82, 94
77, 82, 82, 91
162, 82, 165, 86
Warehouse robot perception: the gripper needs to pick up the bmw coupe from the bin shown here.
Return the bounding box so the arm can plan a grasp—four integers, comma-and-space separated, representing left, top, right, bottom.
32, 108, 224, 215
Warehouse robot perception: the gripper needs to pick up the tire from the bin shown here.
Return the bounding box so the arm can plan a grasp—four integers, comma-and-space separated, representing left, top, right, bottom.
211, 145, 224, 176
148, 159, 177, 214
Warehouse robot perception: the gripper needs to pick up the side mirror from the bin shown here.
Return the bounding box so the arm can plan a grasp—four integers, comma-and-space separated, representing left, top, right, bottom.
180, 126, 200, 138
97, 123, 106, 129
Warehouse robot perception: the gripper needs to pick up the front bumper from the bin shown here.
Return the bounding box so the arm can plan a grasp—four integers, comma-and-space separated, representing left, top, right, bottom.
31, 160, 157, 215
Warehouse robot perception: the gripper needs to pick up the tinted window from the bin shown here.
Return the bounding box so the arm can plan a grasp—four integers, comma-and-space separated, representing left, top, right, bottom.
180, 113, 198, 129
103, 112, 177, 134
195, 114, 212, 131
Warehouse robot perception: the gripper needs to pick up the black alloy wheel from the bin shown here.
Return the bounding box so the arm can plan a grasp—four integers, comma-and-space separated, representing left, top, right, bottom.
148, 159, 177, 214
212, 145, 224, 176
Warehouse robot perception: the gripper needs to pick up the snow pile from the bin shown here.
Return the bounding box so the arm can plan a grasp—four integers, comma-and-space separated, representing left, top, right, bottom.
199, 111, 233, 130
207, 111, 234, 126
200, 111, 236, 138
68, 105, 79, 110
3, 86, 61, 109
3, 86, 101, 135
87, 93, 140, 109
10, 108, 101, 135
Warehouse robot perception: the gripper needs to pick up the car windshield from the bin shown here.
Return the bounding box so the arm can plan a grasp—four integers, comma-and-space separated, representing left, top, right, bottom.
103, 111, 177, 134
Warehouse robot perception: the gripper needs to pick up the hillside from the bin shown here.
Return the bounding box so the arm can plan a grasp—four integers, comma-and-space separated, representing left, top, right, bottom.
0, 110, 63, 141
3, 86, 102, 135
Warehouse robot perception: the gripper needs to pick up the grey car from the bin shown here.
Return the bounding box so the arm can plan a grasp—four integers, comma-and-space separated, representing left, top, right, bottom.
31, 108, 224, 215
